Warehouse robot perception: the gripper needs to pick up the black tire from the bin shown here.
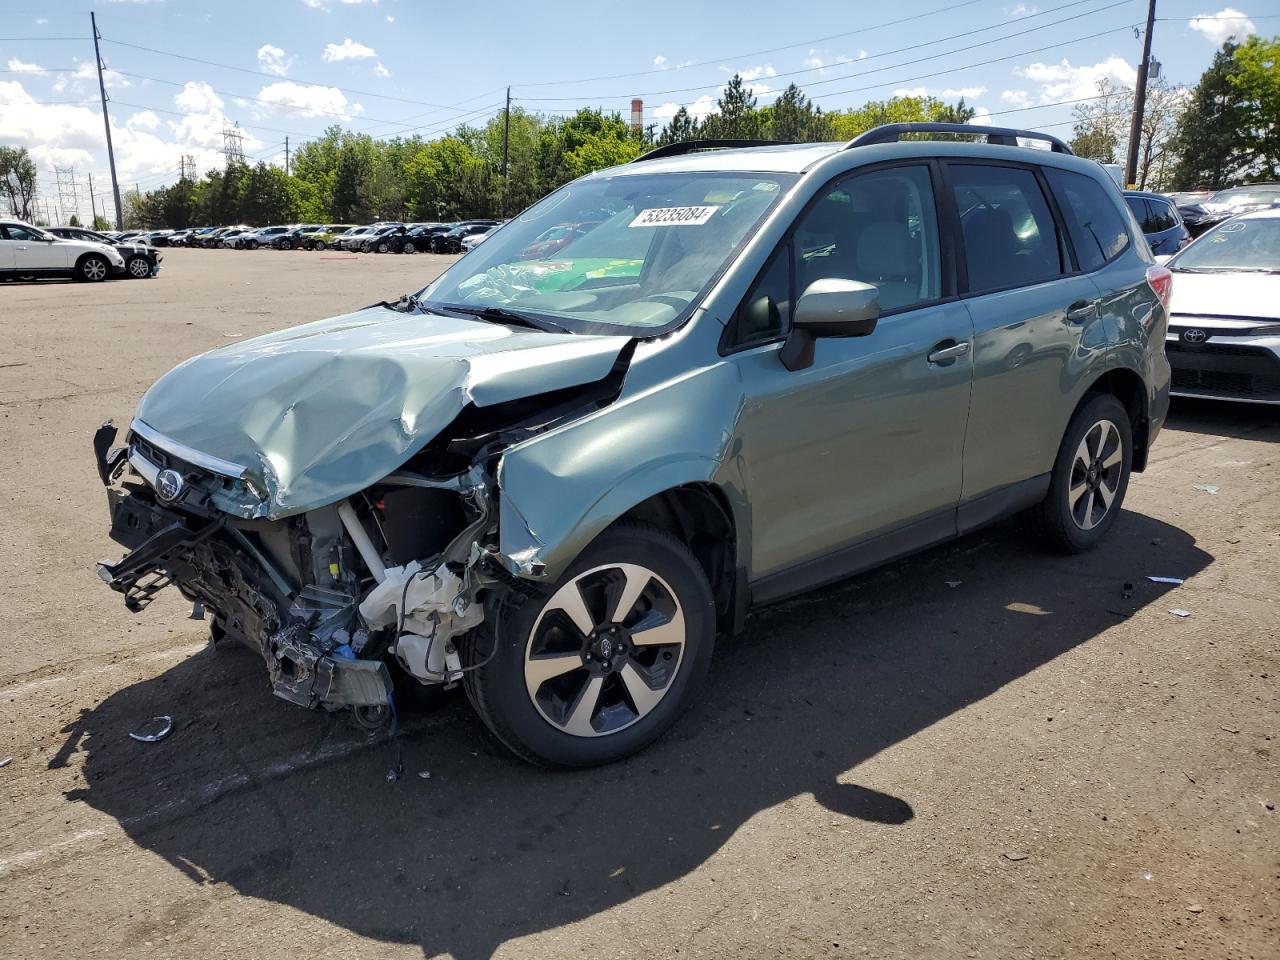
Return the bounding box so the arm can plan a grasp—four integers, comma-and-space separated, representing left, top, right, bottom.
314, 240, 326, 251
376, 241, 390, 253
465, 523, 716, 768
1030, 393, 1132, 553
280, 238, 294, 250
76, 254, 110, 282
403, 241, 417, 254
125, 255, 151, 279
246, 239, 258, 250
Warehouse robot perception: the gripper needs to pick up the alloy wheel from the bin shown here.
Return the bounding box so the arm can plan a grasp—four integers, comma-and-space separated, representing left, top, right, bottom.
127, 257, 150, 278
524, 563, 686, 738
1069, 418, 1123, 531
83, 258, 107, 281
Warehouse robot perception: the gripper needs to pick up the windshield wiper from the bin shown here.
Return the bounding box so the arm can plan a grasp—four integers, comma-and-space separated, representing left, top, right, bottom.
436, 303, 571, 334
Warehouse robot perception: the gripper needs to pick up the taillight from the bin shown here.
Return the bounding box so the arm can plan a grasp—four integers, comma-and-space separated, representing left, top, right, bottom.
1146, 264, 1172, 310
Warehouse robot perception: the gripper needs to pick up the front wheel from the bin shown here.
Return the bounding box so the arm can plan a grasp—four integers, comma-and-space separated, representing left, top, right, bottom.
402, 241, 416, 254
465, 524, 715, 767
1030, 393, 1132, 552
376, 241, 390, 254
76, 254, 110, 282
280, 239, 294, 250
313, 240, 326, 251
126, 255, 151, 279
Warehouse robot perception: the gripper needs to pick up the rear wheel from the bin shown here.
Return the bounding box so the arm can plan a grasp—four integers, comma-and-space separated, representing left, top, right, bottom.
376, 241, 390, 254
76, 254, 110, 282
126, 255, 151, 279
314, 240, 326, 251
465, 524, 715, 767
280, 238, 294, 250
1030, 393, 1132, 552
403, 241, 417, 254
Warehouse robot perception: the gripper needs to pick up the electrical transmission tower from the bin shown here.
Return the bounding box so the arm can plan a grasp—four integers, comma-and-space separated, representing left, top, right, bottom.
54, 166, 81, 224
221, 123, 246, 169
178, 154, 197, 182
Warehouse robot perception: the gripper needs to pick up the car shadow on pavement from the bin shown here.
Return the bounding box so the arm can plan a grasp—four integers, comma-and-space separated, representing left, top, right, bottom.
1166, 396, 1280, 440
57, 510, 1211, 959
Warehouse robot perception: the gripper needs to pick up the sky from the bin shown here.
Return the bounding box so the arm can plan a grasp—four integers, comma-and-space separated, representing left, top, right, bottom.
0, 0, 1272, 222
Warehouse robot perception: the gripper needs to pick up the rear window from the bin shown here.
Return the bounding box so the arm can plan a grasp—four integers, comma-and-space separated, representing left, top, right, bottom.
1045, 168, 1130, 272
950, 164, 1066, 292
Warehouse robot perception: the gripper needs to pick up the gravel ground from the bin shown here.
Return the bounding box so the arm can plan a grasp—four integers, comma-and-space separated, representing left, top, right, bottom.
1, 248, 1276, 960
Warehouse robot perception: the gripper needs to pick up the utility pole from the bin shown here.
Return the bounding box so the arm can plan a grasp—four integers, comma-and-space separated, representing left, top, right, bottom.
1124, 0, 1157, 189
284, 136, 290, 177
91, 12, 124, 230
500, 86, 511, 219
88, 171, 99, 225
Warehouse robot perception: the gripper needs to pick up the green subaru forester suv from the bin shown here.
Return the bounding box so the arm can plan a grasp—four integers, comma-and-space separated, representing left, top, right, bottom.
96, 124, 1172, 767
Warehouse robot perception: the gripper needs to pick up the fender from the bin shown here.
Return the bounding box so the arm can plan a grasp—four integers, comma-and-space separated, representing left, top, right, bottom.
495, 359, 750, 581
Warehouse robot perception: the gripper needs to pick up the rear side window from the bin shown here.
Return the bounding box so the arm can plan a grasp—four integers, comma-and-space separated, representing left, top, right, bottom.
1044, 168, 1130, 272
1148, 199, 1177, 232
950, 164, 1065, 292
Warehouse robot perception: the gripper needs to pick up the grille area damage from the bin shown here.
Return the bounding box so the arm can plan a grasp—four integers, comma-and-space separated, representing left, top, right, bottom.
94, 342, 632, 720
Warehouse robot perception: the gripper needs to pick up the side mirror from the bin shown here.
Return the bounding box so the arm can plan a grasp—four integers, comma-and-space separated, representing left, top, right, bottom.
779, 279, 880, 372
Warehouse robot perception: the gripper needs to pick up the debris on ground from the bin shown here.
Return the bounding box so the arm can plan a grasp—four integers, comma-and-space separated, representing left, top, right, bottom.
1002, 852, 1029, 862
1192, 483, 1220, 494
1169, 608, 1192, 618
1122, 582, 1134, 598
1220, 725, 1240, 734
1188, 903, 1204, 914
0, 756, 12, 769
945, 580, 962, 588
1149, 576, 1185, 584
128, 716, 174, 743
1226, 536, 1241, 544
418, 770, 432, 780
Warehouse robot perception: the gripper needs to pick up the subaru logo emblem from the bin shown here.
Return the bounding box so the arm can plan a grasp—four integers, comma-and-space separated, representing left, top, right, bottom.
155, 468, 184, 502
1182, 328, 1208, 344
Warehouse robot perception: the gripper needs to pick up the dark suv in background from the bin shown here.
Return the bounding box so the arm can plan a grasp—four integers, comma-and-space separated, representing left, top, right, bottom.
1123, 190, 1191, 256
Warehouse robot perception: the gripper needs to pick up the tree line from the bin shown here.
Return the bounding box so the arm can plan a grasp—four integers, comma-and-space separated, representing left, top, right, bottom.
3, 39, 1276, 230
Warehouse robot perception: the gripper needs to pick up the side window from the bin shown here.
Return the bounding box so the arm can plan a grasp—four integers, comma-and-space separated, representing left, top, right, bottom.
1149, 199, 1177, 232
950, 164, 1065, 291
726, 245, 792, 349
1124, 196, 1152, 232
1043, 167, 1131, 272
792, 165, 941, 313
4, 224, 39, 241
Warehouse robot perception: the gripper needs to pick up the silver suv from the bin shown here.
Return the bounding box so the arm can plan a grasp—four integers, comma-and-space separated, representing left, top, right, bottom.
95, 124, 1172, 767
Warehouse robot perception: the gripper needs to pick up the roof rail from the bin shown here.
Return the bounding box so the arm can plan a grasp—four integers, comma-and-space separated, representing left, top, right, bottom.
845, 123, 1074, 155
632, 139, 797, 163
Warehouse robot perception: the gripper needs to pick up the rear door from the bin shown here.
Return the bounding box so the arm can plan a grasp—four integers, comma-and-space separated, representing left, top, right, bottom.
945, 161, 1106, 508
0, 224, 17, 270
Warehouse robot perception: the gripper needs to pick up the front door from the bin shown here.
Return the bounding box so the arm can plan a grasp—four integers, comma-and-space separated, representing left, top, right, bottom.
7, 224, 68, 272
730, 163, 975, 583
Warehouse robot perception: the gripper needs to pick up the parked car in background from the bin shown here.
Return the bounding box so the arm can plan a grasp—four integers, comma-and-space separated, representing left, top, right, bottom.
363, 225, 412, 253
1177, 183, 1280, 237
231, 225, 291, 250
432, 221, 499, 253
211, 227, 251, 249
333, 225, 376, 251
1, 219, 126, 281
272, 225, 324, 250
1123, 191, 1191, 256
460, 229, 494, 252
95, 125, 1172, 767
48, 225, 162, 279
1160, 208, 1280, 404
1164, 190, 1210, 208
299, 224, 357, 250
519, 221, 599, 259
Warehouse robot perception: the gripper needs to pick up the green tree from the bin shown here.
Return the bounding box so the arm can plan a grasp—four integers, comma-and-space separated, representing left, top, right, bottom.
0, 146, 38, 220
701, 74, 763, 139
829, 95, 966, 140
761, 84, 833, 142
68, 213, 82, 227
1169, 41, 1251, 188
656, 106, 700, 147
1229, 35, 1280, 179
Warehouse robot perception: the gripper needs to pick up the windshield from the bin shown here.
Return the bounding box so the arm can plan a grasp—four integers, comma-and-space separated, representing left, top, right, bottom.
1207, 186, 1280, 207
421, 170, 796, 333
1169, 217, 1279, 273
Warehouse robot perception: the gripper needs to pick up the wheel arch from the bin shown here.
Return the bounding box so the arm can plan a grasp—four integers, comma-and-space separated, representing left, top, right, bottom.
1081, 366, 1150, 471
74, 250, 109, 278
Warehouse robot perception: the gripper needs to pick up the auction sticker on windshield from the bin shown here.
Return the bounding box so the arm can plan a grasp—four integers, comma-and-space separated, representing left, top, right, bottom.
629, 205, 719, 227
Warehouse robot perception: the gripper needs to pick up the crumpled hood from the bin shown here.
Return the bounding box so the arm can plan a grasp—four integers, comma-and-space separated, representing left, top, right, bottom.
1169, 272, 1280, 322
134, 305, 630, 518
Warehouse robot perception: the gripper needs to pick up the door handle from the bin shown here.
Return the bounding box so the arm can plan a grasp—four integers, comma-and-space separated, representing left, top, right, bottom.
927, 340, 970, 364
15, 245, 27, 250
1066, 298, 1099, 324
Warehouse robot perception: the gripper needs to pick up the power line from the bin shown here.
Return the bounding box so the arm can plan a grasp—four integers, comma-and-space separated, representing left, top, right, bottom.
519, 0, 1139, 102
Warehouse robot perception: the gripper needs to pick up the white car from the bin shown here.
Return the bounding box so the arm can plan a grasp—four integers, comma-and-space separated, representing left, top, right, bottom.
229, 226, 291, 250
0, 219, 126, 282
460, 230, 493, 252
1162, 207, 1280, 404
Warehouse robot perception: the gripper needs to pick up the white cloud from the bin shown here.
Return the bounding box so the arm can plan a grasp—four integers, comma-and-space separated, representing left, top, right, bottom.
374, 62, 390, 77
385, 14, 394, 21
7, 58, 46, 75
256, 80, 350, 118
126, 110, 160, 131
731, 64, 777, 81
257, 44, 291, 77
35, 18, 49, 24
893, 86, 929, 98
969, 105, 994, 124
652, 93, 718, 121
654, 54, 668, 68
941, 86, 988, 99
52, 60, 129, 95
322, 37, 376, 62
1001, 89, 1033, 107
1015, 56, 1136, 102
174, 80, 223, 114
803, 49, 855, 75
1188, 8, 1256, 44
1006, 3, 1039, 16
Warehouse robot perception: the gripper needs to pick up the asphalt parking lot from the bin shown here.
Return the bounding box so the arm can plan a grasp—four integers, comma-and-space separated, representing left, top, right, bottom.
1, 248, 1277, 960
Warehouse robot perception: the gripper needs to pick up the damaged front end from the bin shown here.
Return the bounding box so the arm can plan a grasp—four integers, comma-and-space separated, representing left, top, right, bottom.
93, 331, 632, 720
